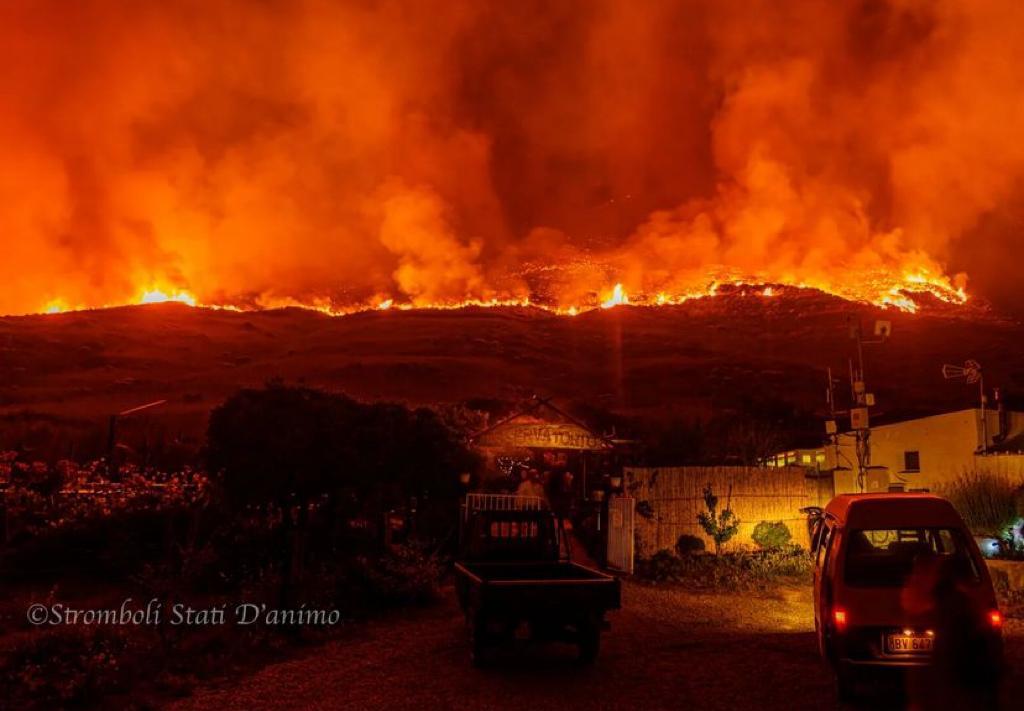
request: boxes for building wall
[831,408,1024,494]
[972,454,1024,486]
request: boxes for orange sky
[2,0,1023,315]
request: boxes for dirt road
[171,582,1022,710]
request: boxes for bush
[344,545,441,609]
[675,534,706,556]
[0,626,144,708]
[635,547,812,590]
[0,504,201,584]
[751,521,792,550]
[944,470,1021,543]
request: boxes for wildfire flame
[30,269,969,318]
[138,289,197,307]
[601,284,629,309]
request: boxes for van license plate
[886,634,933,653]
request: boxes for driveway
[171,582,1022,710]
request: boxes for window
[903,450,921,472]
[844,528,979,587]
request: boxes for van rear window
[843,528,979,587]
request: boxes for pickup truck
[454,498,621,666]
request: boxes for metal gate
[606,495,635,574]
[462,493,546,521]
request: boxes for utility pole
[824,367,842,471]
[847,317,891,491]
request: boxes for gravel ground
[170,581,1022,710]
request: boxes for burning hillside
[3,1,1024,317]
[2,287,1021,462]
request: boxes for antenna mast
[847,317,891,491]
[942,360,988,451]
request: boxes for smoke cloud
[1,0,1022,315]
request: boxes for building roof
[865,407,981,430]
[986,430,1024,454]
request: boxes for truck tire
[577,623,601,664]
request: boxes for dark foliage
[675,534,706,555]
[206,384,476,605]
[206,383,477,524]
[0,626,143,708]
[636,396,819,466]
[636,547,812,590]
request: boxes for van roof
[824,493,965,529]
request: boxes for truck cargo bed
[456,561,614,583]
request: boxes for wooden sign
[476,422,610,451]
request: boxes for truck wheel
[470,616,491,668]
[577,623,601,664]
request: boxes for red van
[810,493,1003,699]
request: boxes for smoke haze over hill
[2,0,1024,314]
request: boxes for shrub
[675,534,706,556]
[944,470,1021,544]
[636,547,812,590]
[638,549,685,582]
[0,626,144,708]
[345,544,441,608]
[751,521,792,550]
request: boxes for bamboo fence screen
[623,466,834,556]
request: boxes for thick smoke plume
[2,0,1023,315]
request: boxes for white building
[829,407,1024,494]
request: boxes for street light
[106,399,167,473]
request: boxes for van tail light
[833,608,848,632]
[988,610,1003,629]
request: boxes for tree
[207,384,359,605]
[696,483,740,555]
[206,383,478,604]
